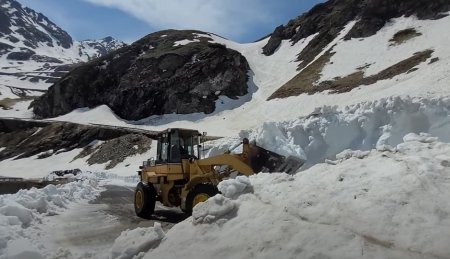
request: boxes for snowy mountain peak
[0,0,125,96]
[0,0,124,63]
[0,0,73,50]
[78,36,125,60]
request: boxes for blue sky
[19,0,324,43]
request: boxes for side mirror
[146,158,156,167]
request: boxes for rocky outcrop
[262,0,450,69]
[83,134,151,169]
[6,48,35,60]
[0,118,154,162]
[31,30,250,120]
[0,42,12,55]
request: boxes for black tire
[134,182,157,219]
[184,184,219,215]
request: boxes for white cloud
[82,0,273,40]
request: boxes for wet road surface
[46,185,187,257]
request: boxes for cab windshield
[169,130,199,162]
[156,130,200,163]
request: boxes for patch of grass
[269,49,434,99]
[321,49,433,93]
[268,50,335,99]
[139,31,213,60]
[389,28,422,45]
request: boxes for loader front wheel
[185,184,219,215]
[134,182,156,219]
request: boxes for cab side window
[169,131,181,162]
[157,135,169,163]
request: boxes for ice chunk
[109,223,165,259]
[403,133,438,143]
[336,149,371,160]
[3,238,44,259]
[192,195,238,225]
[218,176,252,199]
[0,205,33,226]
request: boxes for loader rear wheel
[185,184,219,215]
[134,182,156,219]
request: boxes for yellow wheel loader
[134,128,304,218]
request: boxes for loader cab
[156,128,203,164]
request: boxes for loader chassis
[134,128,304,218]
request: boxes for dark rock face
[6,48,35,60]
[31,30,250,120]
[262,0,450,69]
[84,134,151,169]
[0,118,152,161]
[31,55,63,63]
[0,42,12,55]
[0,122,110,160]
[0,1,12,35]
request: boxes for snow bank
[192,195,238,225]
[189,176,254,225]
[1,238,44,259]
[209,96,450,170]
[0,173,102,258]
[144,137,450,259]
[109,223,165,259]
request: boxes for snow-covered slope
[50,14,450,138]
[143,136,450,259]
[0,173,103,258]
[0,0,125,99]
[2,96,450,258]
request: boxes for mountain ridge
[262,0,450,69]
[1,0,450,137]
[0,0,125,101]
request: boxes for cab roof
[157,128,201,136]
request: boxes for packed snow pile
[192,195,238,225]
[208,96,450,169]
[217,175,253,199]
[190,176,253,225]
[0,174,102,258]
[109,223,165,259]
[144,136,450,259]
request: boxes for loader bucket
[247,142,304,174]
